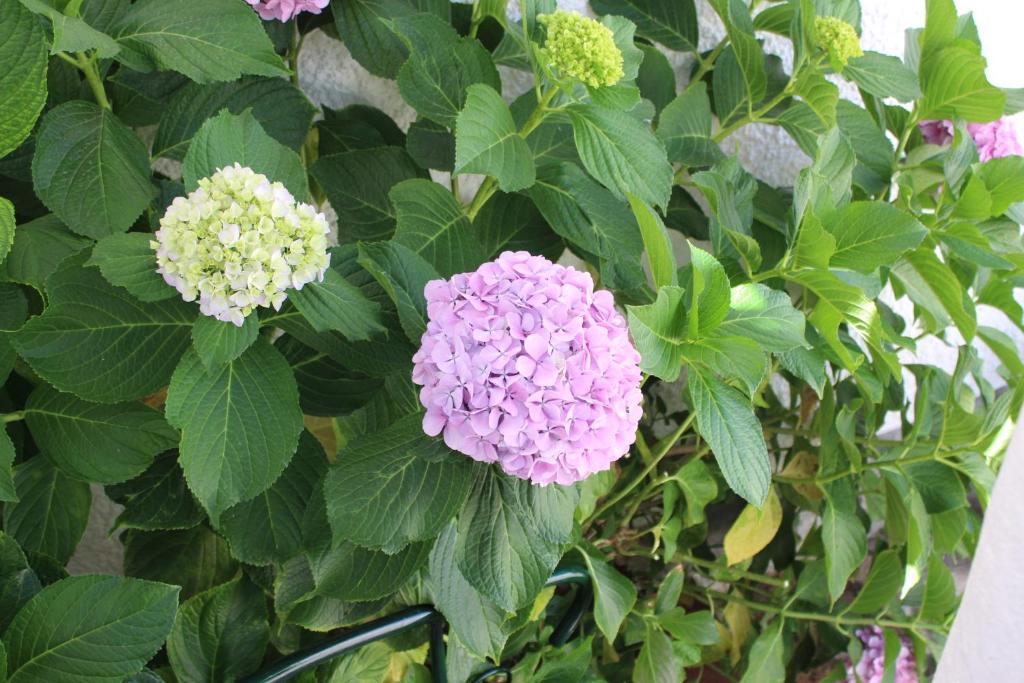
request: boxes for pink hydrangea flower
[919,117,1023,161]
[412,251,643,486]
[246,0,329,22]
[841,626,918,683]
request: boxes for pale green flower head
[539,11,624,89]
[152,163,330,327]
[814,16,863,69]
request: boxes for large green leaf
[288,268,386,340]
[164,340,303,524]
[627,194,677,290]
[182,109,309,201]
[634,622,682,683]
[472,191,562,262]
[24,384,177,484]
[16,0,120,57]
[454,84,535,192]
[219,432,327,566]
[106,454,205,532]
[718,284,806,352]
[390,179,484,277]
[920,46,1005,121]
[627,286,688,381]
[31,102,156,239]
[311,147,424,244]
[190,314,258,370]
[2,457,90,564]
[152,77,315,160]
[843,51,921,102]
[656,84,722,167]
[566,104,672,210]
[309,539,432,602]
[590,0,699,52]
[891,248,976,341]
[333,0,450,79]
[317,104,406,155]
[123,527,237,599]
[822,483,867,605]
[11,262,194,403]
[0,532,41,633]
[88,233,176,303]
[0,198,12,267]
[390,14,501,127]
[578,545,637,641]
[325,413,474,553]
[455,469,564,611]
[3,575,178,683]
[0,215,90,293]
[825,202,927,272]
[356,241,439,342]
[688,366,771,506]
[843,548,903,615]
[0,427,14,503]
[738,619,785,683]
[167,577,269,683]
[709,0,767,107]
[0,0,47,159]
[113,0,288,83]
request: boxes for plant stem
[77,53,111,110]
[773,450,953,486]
[712,86,793,143]
[681,553,791,589]
[2,411,25,424]
[688,40,727,89]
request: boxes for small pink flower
[918,119,954,146]
[246,0,329,22]
[919,117,1023,161]
[412,252,643,486]
[841,626,918,683]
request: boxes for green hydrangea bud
[539,11,624,89]
[814,16,863,69]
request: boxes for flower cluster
[841,627,918,683]
[152,164,330,327]
[919,117,1024,161]
[539,11,624,89]
[246,0,328,22]
[412,251,643,486]
[814,16,863,68]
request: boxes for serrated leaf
[165,340,303,524]
[627,194,676,290]
[309,539,431,602]
[454,84,535,192]
[0,198,12,268]
[918,555,957,623]
[356,241,439,342]
[3,457,90,565]
[905,461,967,514]
[0,0,47,160]
[825,202,927,272]
[688,366,771,506]
[31,102,156,239]
[333,0,450,79]
[843,548,902,615]
[566,103,672,210]
[107,454,205,532]
[709,0,766,106]
[591,0,698,52]
[167,576,269,683]
[0,427,14,503]
[472,191,562,262]
[191,314,258,370]
[977,155,1024,216]
[0,531,42,634]
[182,109,309,201]
[11,262,194,403]
[920,46,1005,121]
[318,104,406,155]
[718,284,806,352]
[682,335,767,397]
[390,178,485,277]
[656,83,722,167]
[4,575,178,683]
[123,527,237,599]
[88,233,176,303]
[113,0,288,84]
[843,51,921,102]
[24,384,177,484]
[17,0,120,58]
[724,487,782,565]
[822,487,867,605]
[627,285,688,381]
[0,215,91,292]
[288,268,386,340]
[406,118,455,171]
[634,622,681,683]
[891,248,976,341]
[578,545,637,641]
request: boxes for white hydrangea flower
[152,164,330,327]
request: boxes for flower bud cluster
[539,11,625,89]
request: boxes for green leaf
[456,469,564,611]
[590,0,698,52]
[836,101,894,196]
[318,104,406,156]
[311,147,424,244]
[3,575,178,683]
[687,365,771,506]
[357,241,440,343]
[123,527,237,599]
[0,531,41,634]
[309,539,431,602]
[793,128,854,226]
[920,46,1005,121]
[0,215,91,293]
[637,44,677,113]
[659,609,719,645]
[152,77,315,160]
[325,413,474,553]
[977,155,1024,216]
[219,432,326,565]
[723,488,782,565]
[88,233,176,303]
[709,0,766,106]
[0,0,47,159]
[718,284,806,352]
[17,0,120,58]
[3,457,90,564]
[822,486,867,605]
[682,335,767,397]
[289,268,386,340]
[905,461,967,514]
[406,118,455,171]
[107,454,205,532]
[333,0,450,79]
[843,51,921,102]
[182,109,309,201]
[738,619,785,683]
[191,314,258,370]
[113,0,288,83]
[824,201,927,272]
[843,548,902,615]
[12,261,194,403]
[24,384,177,484]
[792,69,839,129]
[674,458,718,527]
[164,340,303,525]
[473,191,562,262]
[428,523,511,661]
[566,103,673,210]
[390,13,501,127]
[454,84,535,192]
[321,642,394,683]
[0,428,14,503]
[0,198,12,267]
[919,555,957,623]
[627,194,676,290]
[656,83,722,167]
[31,101,156,239]
[627,286,687,381]
[633,622,681,683]
[390,178,485,277]
[578,545,637,641]
[167,577,269,683]
[891,248,976,341]
[683,243,730,338]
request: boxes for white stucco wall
[69,4,1024,677]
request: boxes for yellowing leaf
[780,451,823,501]
[723,487,782,565]
[723,599,751,666]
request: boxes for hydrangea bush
[0,0,1021,681]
